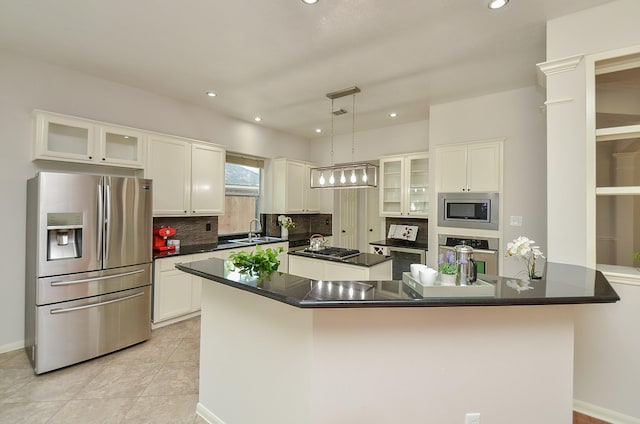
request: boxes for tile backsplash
[264,213,332,238]
[153,216,218,246]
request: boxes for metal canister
[454,244,477,285]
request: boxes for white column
[538,55,593,267]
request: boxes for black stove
[302,247,361,259]
[443,237,490,249]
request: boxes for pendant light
[310,86,378,189]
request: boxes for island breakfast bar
[176,258,619,424]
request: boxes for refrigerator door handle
[50,268,145,286]
[49,291,145,314]
[105,179,111,262]
[97,181,104,267]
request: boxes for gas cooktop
[302,247,361,259]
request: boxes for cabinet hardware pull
[50,291,145,314]
[50,268,145,286]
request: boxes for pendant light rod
[326,86,360,100]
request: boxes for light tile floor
[0,316,207,424]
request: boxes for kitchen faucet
[248,218,261,243]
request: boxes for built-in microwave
[437,192,499,230]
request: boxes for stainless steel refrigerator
[25,172,153,374]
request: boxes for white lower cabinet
[154,243,290,325]
[153,252,215,325]
[288,255,392,280]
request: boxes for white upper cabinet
[147,135,192,215]
[98,124,145,167]
[147,134,225,216]
[272,158,319,213]
[379,152,429,217]
[33,110,145,168]
[191,143,225,215]
[437,141,502,193]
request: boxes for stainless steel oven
[438,192,499,230]
[437,234,499,276]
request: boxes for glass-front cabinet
[594,53,640,267]
[407,154,429,216]
[33,110,145,168]
[379,152,428,217]
[98,124,145,167]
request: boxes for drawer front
[34,286,151,374]
[37,263,151,305]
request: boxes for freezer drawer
[36,263,151,305]
[32,286,151,374]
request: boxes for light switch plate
[465,412,480,424]
[509,215,523,226]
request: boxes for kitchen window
[594,53,640,268]
[218,153,264,235]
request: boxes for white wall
[544,0,640,420]
[428,86,548,277]
[309,120,429,166]
[0,49,310,351]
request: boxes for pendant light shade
[310,86,378,189]
[310,163,377,189]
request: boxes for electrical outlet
[465,412,480,424]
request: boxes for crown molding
[537,54,584,76]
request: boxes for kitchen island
[176,259,618,424]
[288,249,393,281]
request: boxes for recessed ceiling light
[389,112,398,118]
[206,91,217,97]
[315,128,322,133]
[254,116,262,122]
[488,0,509,9]
[301,0,318,4]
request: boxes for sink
[228,236,283,245]
[218,240,251,246]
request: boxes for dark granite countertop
[288,251,392,267]
[287,232,332,243]
[369,239,429,250]
[153,239,287,259]
[175,259,620,308]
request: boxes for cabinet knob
[102,158,106,161]
[341,230,346,233]
[88,156,92,159]
[184,210,187,213]
[369,228,373,232]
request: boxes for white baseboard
[574,400,640,424]
[196,402,226,424]
[0,340,24,355]
[151,311,201,330]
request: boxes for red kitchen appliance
[153,227,177,251]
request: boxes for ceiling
[0,0,616,139]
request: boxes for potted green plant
[633,251,640,270]
[228,245,284,279]
[438,251,458,285]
